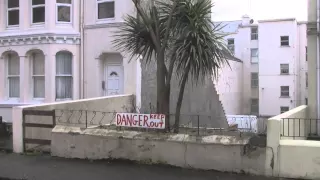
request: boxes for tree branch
[151,0,160,42]
[162,0,178,51]
[132,0,161,51]
[166,57,175,87]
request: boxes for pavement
[0,152,288,180]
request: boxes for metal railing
[55,109,117,128]
[281,118,320,138]
[54,109,266,136]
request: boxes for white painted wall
[214,59,243,115]
[259,20,298,116]
[221,17,307,116]
[82,0,139,99]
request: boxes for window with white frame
[251,72,259,88]
[280,86,290,97]
[227,38,235,54]
[56,0,72,23]
[251,27,258,40]
[280,106,289,114]
[280,64,289,75]
[32,0,45,24]
[56,52,73,100]
[280,36,289,46]
[7,0,19,26]
[32,53,45,98]
[251,98,259,115]
[97,0,115,20]
[251,48,259,63]
[7,53,20,98]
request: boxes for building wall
[236,26,258,114]
[222,17,307,117]
[298,23,308,106]
[258,20,299,116]
[214,59,243,115]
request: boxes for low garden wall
[51,125,266,175]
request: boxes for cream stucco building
[0,0,141,122]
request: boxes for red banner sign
[116,113,165,129]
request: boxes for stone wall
[140,62,228,128]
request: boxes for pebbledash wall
[140,59,231,129]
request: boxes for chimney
[241,14,250,26]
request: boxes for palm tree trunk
[164,84,170,131]
[174,64,191,133]
[156,52,167,113]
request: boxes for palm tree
[113,0,178,130]
[113,0,231,132]
[169,0,231,132]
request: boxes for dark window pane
[33,7,45,23]
[281,36,289,41]
[281,41,289,46]
[251,27,258,33]
[227,39,234,45]
[57,0,72,3]
[57,6,70,22]
[98,2,115,19]
[8,0,19,8]
[8,10,19,25]
[32,0,45,5]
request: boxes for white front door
[106,65,124,96]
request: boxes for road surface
[0,152,286,180]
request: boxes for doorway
[104,63,124,96]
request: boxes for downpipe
[316,0,320,134]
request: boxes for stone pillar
[265,117,281,177]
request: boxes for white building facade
[0,0,141,122]
[219,16,308,117]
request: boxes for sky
[211,0,307,22]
